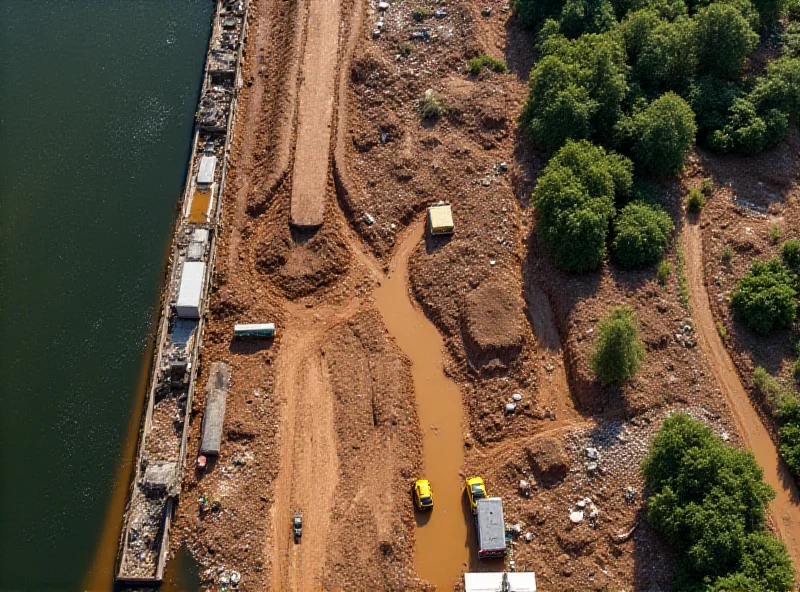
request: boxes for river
[0,1,212,589]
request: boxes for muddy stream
[374,221,470,590]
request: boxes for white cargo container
[176,261,206,319]
[197,155,217,185]
[475,497,506,559]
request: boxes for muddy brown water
[374,221,470,591]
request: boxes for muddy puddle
[187,189,213,224]
[374,221,470,590]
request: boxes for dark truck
[475,497,507,559]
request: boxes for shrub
[754,365,794,411]
[770,224,782,243]
[512,0,563,30]
[701,176,714,195]
[686,188,706,211]
[642,414,793,592]
[412,7,434,20]
[781,239,800,271]
[397,42,413,57]
[687,76,744,145]
[612,201,674,268]
[722,243,734,263]
[731,258,797,333]
[419,89,446,121]
[695,3,759,80]
[658,259,672,283]
[591,306,646,385]
[778,395,800,478]
[710,98,789,154]
[466,54,508,75]
[793,359,800,381]
[717,321,728,340]
[616,92,697,177]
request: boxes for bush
[754,365,794,411]
[686,188,706,211]
[687,76,744,145]
[642,414,793,592]
[534,140,633,271]
[591,306,646,385]
[778,394,800,478]
[466,54,508,75]
[512,0,563,29]
[710,98,789,154]
[731,258,797,333]
[701,176,714,195]
[419,89,446,121]
[770,224,783,243]
[397,42,413,57]
[612,201,674,268]
[658,259,672,283]
[793,359,800,381]
[695,3,759,80]
[616,92,697,177]
[781,239,800,271]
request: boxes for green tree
[687,76,743,145]
[560,0,617,38]
[512,0,563,29]
[616,92,697,177]
[623,14,698,91]
[750,57,800,118]
[731,257,797,333]
[642,414,793,592]
[590,306,646,384]
[695,3,759,80]
[533,140,633,272]
[612,201,674,268]
[710,98,789,154]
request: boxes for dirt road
[290,0,342,227]
[683,216,800,575]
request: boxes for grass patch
[466,54,508,75]
[716,321,727,341]
[677,246,691,313]
[657,259,672,284]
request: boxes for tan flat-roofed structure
[427,203,454,235]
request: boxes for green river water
[0,1,212,589]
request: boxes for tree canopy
[730,257,797,333]
[590,306,646,384]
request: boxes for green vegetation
[701,176,714,195]
[642,414,795,592]
[722,243,734,263]
[677,246,691,312]
[533,140,632,271]
[397,42,413,57]
[753,366,800,479]
[686,188,707,211]
[793,358,800,381]
[466,54,508,75]
[731,258,797,333]
[658,258,673,283]
[419,89,446,121]
[716,320,727,340]
[771,224,783,243]
[412,6,434,20]
[782,238,800,271]
[590,306,646,385]
[612,201,674,268]
[616,92,697,177]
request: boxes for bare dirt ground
[166,0,800,586]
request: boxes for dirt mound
[257,229,350,299]
[462,280,524,370]
[524,436,570,487]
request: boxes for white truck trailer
[475,497,507,559]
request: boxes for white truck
[475,497,507,559]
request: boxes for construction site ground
[168,0,800,589]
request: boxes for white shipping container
[197,155,217,185]
[176,261,206,319]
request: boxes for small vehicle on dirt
[465,476,487,513]
[413,479,434,511]
[293,512,303,543]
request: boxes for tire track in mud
[684,217,800,576]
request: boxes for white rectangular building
[197,155,217,186]
[176,261,206,319]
